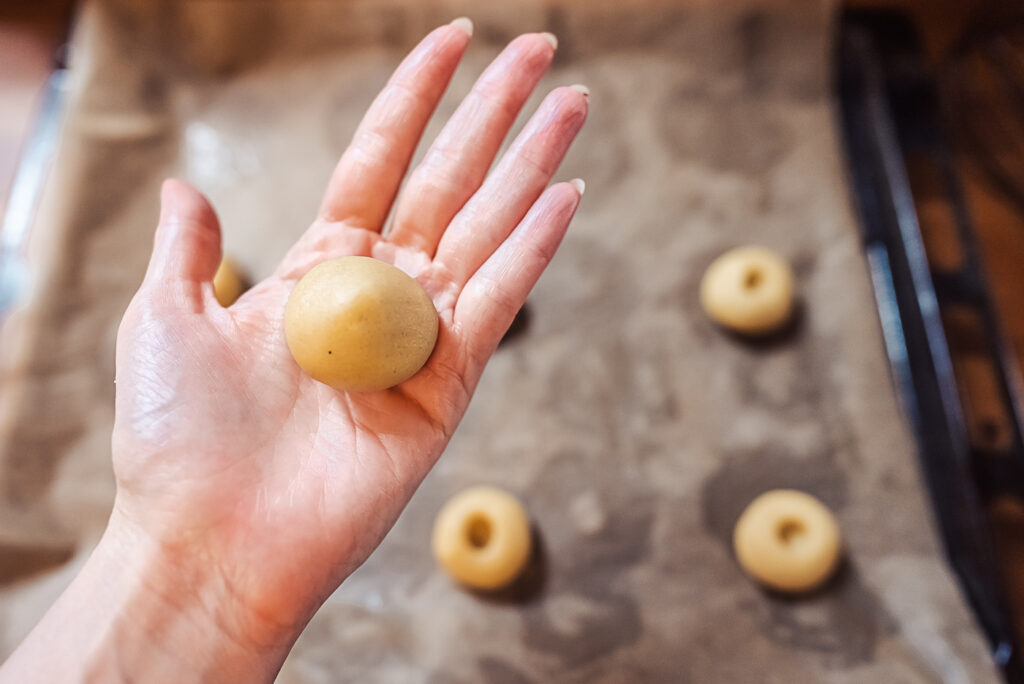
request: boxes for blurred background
[2,0,1024,681]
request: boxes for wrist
[88,505,299,681]
[1,505,301,683]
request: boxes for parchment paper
[0,0,1001,681]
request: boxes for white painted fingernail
[451,17,473,36]
[570,84,590,97]
[570,178,586,196]
[540,32,558,49]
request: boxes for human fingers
[386,32,557,255]
[454,180,583,377]
[316,19,473,230]
[433,85,587,288]
[142,179,222,304]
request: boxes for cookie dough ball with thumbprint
[700,246,796,335]
[732,489,842,593]
[432,486,532,591]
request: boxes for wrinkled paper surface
[0,1,999,681]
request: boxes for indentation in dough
[466,514,492,549]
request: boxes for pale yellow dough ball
[284,256,438,392]
[733,489,842,593]
[700,246,795,335]
[213,258,246,307]
[432,486,532,591]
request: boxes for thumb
[144,178,222,288]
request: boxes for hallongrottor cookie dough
[213,257,246,307]
[733,489,842,593]
[432,486,532,591]
[284,256,438,392]
[700,246,795,335]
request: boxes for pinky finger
[454,179,584,377]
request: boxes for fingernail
[570,178,586,196]
[570,84,590,97]
[540,32,558,49]
[451,17,473,37]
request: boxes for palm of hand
[114,227,471,627]
[108,22,586,637]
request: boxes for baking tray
[0,1,1000,681]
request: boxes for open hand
[110,18,586,658]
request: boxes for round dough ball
[284,256,438,392]
[733,489,842,593]
[700,246,795,335]
[432,486,532,591]
[213,258,246,307]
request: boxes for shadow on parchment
[470,524,548,605]
[498,304,532,347]
[717,298,806,351]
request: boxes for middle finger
[434,85,588,289]
[386,33,557,255]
